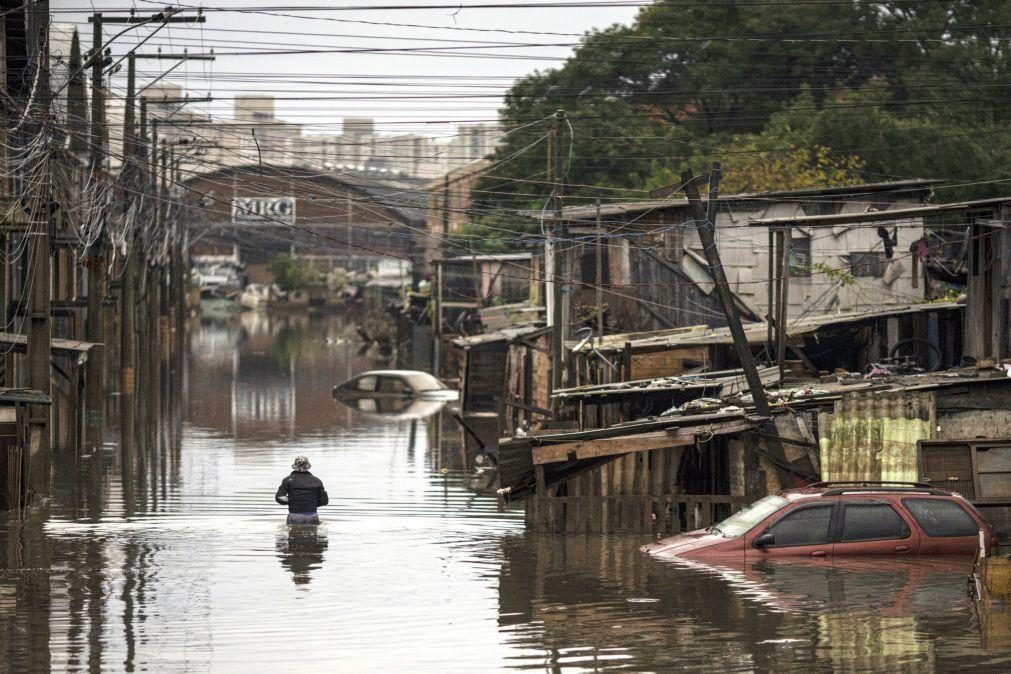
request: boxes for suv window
[840,503,910,542]
[902,498,979,537]
[766,505,833,547]
[356,375,378,392]
[378,377,409,394]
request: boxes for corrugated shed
[818,391,934,483]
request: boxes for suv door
[747,502,836,558]
[832,500,920,555]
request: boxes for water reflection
[276,526,329,586]
[0,310,1009,670]
[496,534,1004,672]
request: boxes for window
[975,446,1011,500]
[849,251,888,278]
[765,505,833,546]
[800,201,839,217]
[355,375,378,392]
[903,499,979,537]
[713,494,789,538]
[918,440,1011,503]
[840,503,910,542]
[378,377,409,394]
[789,236,812,276]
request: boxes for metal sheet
[818,391,933,483]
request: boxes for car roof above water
[779,484,961,500]
[348,370,447,391]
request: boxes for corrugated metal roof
[0,332,99,354]
[451,324,548,348]
[434,253,533,264]
[0,389,51,405]
[591,302,963,354]
[524,180,940,222]
[819,390,933,483]
[748,196,1011,228]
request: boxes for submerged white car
[333,370,459,402]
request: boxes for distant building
[424,159,491,265]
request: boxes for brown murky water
[2,311,1010,672]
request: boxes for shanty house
[537,180,939,334]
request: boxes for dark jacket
[275,471,329,513]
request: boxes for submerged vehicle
[333,370,459,402]
[239,283,271,310]
[642,481,996,560]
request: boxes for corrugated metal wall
[818,391,934,483]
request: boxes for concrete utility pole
[681,164,771,417]
[548,109,566,398]
[84,13,108,449]
[27,0,53,499]
[120,52,138,454]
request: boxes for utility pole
[432,262,443,376]
[27,0,52,500]
[681,164,770,418]
[433,174,450,377]
[548,109,566,398]
[120,52,138,455]
[84,13,108,450]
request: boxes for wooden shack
[532,180,938,334]
[0,389,51,510]
[751,196,1011,365]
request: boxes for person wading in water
[275,456,329,525]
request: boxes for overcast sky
[53,1,643,139]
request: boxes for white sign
[231,196,296,225]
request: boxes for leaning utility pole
[27,0,53,500]
[548,109,566,398]
[680,164,771,418]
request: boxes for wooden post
[596,199,604,340]
[680,164,771,417]
[766,228,774,355]
[777,228,792,378]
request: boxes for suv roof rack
[806,480,934,489]
[820,487,951,496]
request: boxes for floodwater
[2,310,1010,672]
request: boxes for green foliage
[267,255,320,291]
[810,263,857,288]
[469,0,1011,250]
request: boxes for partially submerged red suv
[642,482,996,560]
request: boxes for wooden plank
[532,420,756,465]
[533,430,692,465]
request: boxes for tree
[268,255,319,291]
